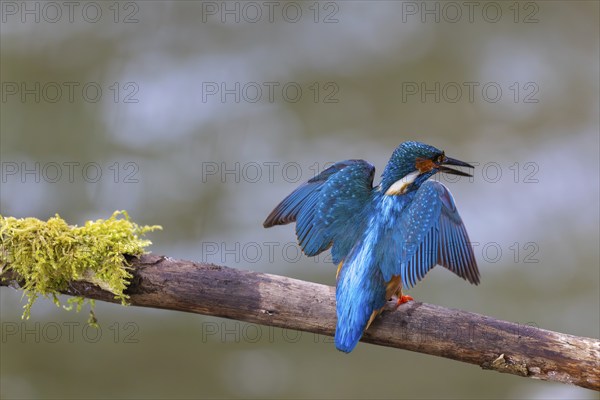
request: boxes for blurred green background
[1,1,598,399]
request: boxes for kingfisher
[263,141,480,352]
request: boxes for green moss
[0,211,161,321]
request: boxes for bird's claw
[384,294,414,311]
[396,295,414,308]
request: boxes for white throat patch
[385,170,420,195]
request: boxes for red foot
[397,295,414,306]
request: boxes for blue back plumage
[264,141,480,352]
[335,242,387,352]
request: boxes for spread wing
[379,180,480,288]
[263,160,375,262]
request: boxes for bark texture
[1,254,598,391]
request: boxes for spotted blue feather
[264,159,374,262]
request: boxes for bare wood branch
[1,254,598,391]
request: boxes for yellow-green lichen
[0,210,161,321]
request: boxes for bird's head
[380,141,474,195]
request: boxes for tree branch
[1,254,598,391]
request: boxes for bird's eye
[436,154,444,164]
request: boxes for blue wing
[379,180,480,288]
[264,160,374,262]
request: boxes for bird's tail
[334,257,387,353]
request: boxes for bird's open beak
[438,157,474,177]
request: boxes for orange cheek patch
[415,158,436,173]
